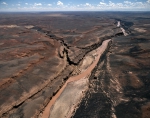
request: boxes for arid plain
[0,12,150,118]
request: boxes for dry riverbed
[41,39,111,118]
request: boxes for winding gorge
[0,12,150,118]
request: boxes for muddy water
[41,39,111,118]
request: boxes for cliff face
[0,12,150,118]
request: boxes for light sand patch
[0,25,34,29]
[78,48,98,73]
[49,77,88,118]
[0,25,19,28]
[46,14,68,17]
[134,28,146,33]
[12,35,19,38]
[117,21,120,27]
[24,25,34,29]
[80,56,94,72]
[120,28,128,36]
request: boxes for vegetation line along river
[41,39,111,118]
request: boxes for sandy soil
[134,28,146,33]
[0,25,19,28]
[41,39,111,118]
[80,55,94,72]
[0,25,34,29]
[49,77,88,118]
[46,14,68,17]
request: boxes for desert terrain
[0,12,150,118]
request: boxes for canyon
[0,12,150,118]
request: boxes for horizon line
[0,10,150,13]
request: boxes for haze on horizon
[0,0,150,11]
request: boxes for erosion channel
[42,39,111,118]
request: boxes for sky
[0,0,150,11]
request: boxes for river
[41,39,111,118]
